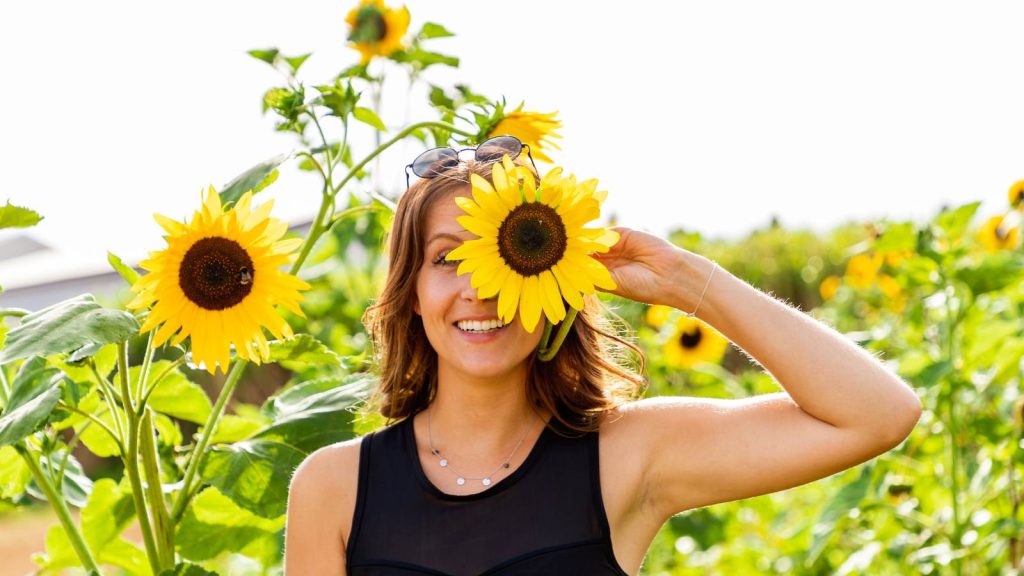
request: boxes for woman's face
[413,188,544,381]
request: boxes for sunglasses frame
[404,135,538,189]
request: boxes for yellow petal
[539,270,566,323]
[457,215,499,238]
[519,275,543,333]
[550,264,584,311]
[477,264,511,300]
[498,273,523,323]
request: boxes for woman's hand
[592,226,714,312]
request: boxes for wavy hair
[362,158,647,435]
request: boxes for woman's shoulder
[291,436,364,503]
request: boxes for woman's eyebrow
[425,231,470,246]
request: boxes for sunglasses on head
[404,135,538,189]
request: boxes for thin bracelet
[686,262,718,317]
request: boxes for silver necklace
[426,407,537,487]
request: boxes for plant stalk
[170,359,247,523]
[139,409,174,569]
[944,282,963,576]
[17,442,103,575]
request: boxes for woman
[284,140,922,575]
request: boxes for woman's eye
[432,250,460,267]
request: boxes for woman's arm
[596,227,922,516]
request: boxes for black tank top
[345,413,629,575]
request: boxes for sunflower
[345,0,410,65]
[818,275,841,302]
[488,103,563,164]
[844,252,884,289]
[446,155,619,334]
[645,304,673,328]
[1009,179,1024,210]
[977,213,1021,252]
[662,316,728,370]
[128,187,311,374]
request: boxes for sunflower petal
[519,275,543,333]
[539,270,566,323]
[551,264,584,311]
[498,272,523,323]
[478,264,511,300]
[457,215,499,238]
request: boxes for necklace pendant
[482,478,492,486]
[456,477,465,485]
[439,458,448,467]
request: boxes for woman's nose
[459,276,493,302]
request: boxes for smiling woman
[282,146,922,576]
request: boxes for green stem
[57,401,124,456]
[307,111,335,182]
[17,442,103,575]
[118,342,162,576]
[135,331,155,407]
[170,360,247,523]
[0,367,10,413]
[139,409,174,569]
[538,309,578,362]
[90,360,126,443]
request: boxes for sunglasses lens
[412,148,459,177]
[475,135,522,163]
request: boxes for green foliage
[0,359,64,446]
[218,154,288,206]
[0,200,43,229]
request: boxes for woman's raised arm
[595,227,922,517]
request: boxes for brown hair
[361,158,647,435]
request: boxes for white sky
[2,1,1024,289]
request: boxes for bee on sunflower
[128,187,311,374]
[445,154,619,359]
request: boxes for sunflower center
[179,237,255,310]
[349,6,388,43]
[498,202,567,277]
[679,327,702,349]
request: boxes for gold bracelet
[686,262,718,318]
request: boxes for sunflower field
[1,2,1023,575]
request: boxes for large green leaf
[255,374,373,453]
[267,334,343,369]
[0,200,42,229]
[0,294,139,365]
[81,477,135,552]
[219,153,289,205]
[175,486,283,563]
[26,450,93,507]
[41,523,149,576]
[199,438,306,518]
[805,462,874,565]
[955,250,1024,295]
[133,361,212,424]
[77,405,121,458]
[933,201,981,241]
[0,358,64,446]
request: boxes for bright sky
[2,1,1023,289]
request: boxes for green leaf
[0,294,139,365]
[934,201,981,241]
[26,450,92,507]
[77,406,121,457]
[208,413,267,444]
[0,358,64,446]
[871,222,916,253]
[429,85,455,110]
[392,47,459,70]
[913,360,953,388]
[284,53,312,74]
[254,375,372,453]
[806,462,874,565]
[955,250,1024,295]
[200,438,306,518]
[81,478,135,553]
[353,106,386,131]
[247,48,279,65]
[0,200,43,229]
[418,22,455,39]
[55,344,116,390]
[41,524,149,575]
[267,334,342,368]
[0,445,30,500]
[175,486,284,563]
[160,563,220,576]
[220,154,290,206]
[133,361,212,424]
[316,81,360,118]
[107,251,140,287]
[154,413,183,447]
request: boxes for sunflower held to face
[128,187,311,374]
[446,155,619,352]
[345,0,410,65]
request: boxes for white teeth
[456,319,506,332]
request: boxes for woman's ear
[413,292,421,315]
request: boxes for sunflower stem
[537,320,553,352]
[135,331,155,409]
[538,309,578,362]
[139,408,175,569]
[170,359,248,523]
[118,341,163,576]
[56,401,125,457]
[307,110,335,183]
[16,441,104,575]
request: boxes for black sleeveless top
[345,414,629,575]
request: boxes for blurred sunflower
[977,213,1021,252]
[487,103,563,164]
[128,187,311,374]
[883,249,914,268]
[819,275,841,302]
[345,0,410,65]
[447,155,619,333]
[1008,179,1024,210]
[844,252,884,289]
[663,316,729,370]
[646,304,673,328]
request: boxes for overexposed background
[2,0,1023,290]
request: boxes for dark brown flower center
[498,202,567,276]
[679,327,702,349]
[349,6,388,43]
[179,237,255,310]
